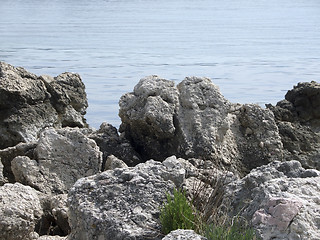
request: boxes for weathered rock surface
[36,194,70,236]
[67,156,186,240]
[104,155,128,170]
[0,141,37,183]
[267,81,320,171]
[119,75,283,174]
[11,127,102,194]
[37,236,67,240]
[0,183,43,240]
[162,229,207,240]
[88,122,141,168]
[0,61,88,149]
[223,160,320,240]
[0,158,4,185]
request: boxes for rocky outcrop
[11,127,102,194]
[67,156,186,240]
[267,81,320,170]
[119,75,283,174]
[88,122,141,168]
[0,61,88,149]
[162,229,207,240]
[223,160,320,240]
[0,183,43,240]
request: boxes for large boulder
[0,183,43,240]
[67,156,186,240]
[11,127,102,194]
[119,76,283,174]
[0,61,88,149]
[267,81,320,170]
[223,160,320,240]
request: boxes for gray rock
[0,183,43,240]
[0,158,4,185]
[37,236,67,240]
[0,142,37,183]
[0,62,88,149]
[119,75,179,161]
[162,229,207,240]
[67,156,186,240]
[88,122,141,168]
[119,76,283,174]
[223,160,320,240]
[267,81,320,170]
[104,155,128,170]
[11,127,102,194]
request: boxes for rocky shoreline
[0,61,319,240]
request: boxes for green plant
[159,188,197,234]
[204,216,256,240]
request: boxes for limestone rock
[267,81,320,170]
[119,76,283,174]
[88,122,141,168]
[223,160,320,240]
[67,156,186,240]
[0,158,4,185]
[104,155,128,170]
[36,194,70,236]
[119,75,179,161]
[37,236,67,240]
[0,183,43,240]
[0,62,88,149]
[0,142,37,183]
[162,229,207,240]
[11,127,102,194]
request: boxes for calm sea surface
[1,0,320,128]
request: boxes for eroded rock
[88,122,141,168]
[267,81,320,170]
[0,183,43,240]
[119,76,283,174]
[162,229,207,240]
[0,62,88,149]
[223,160,320,240]
[67,156,186,240]
[11,127,102,194]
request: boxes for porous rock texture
[0,61,88,149]
[88,122,141,168]
[223,160,320,240]
[267,81,320,170]
[11,127,102,194]
[162,229,207,240]
[119,75,283,174]
[0,183,43,240]
[67,156,186,240]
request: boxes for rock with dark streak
[0,62,88,149]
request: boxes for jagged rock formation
[67,156,185,240]
[223,160,320,240]
[267,81,320,170]
[119,75,283,174]
[1,62,320,240]
[88,122,141,168]
[10,127,102,194]
[0,61,88,149]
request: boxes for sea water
[1,0,320,128]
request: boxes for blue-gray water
[1,0,320,128]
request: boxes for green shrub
[159,188,196,234]
[204,217,256,240]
